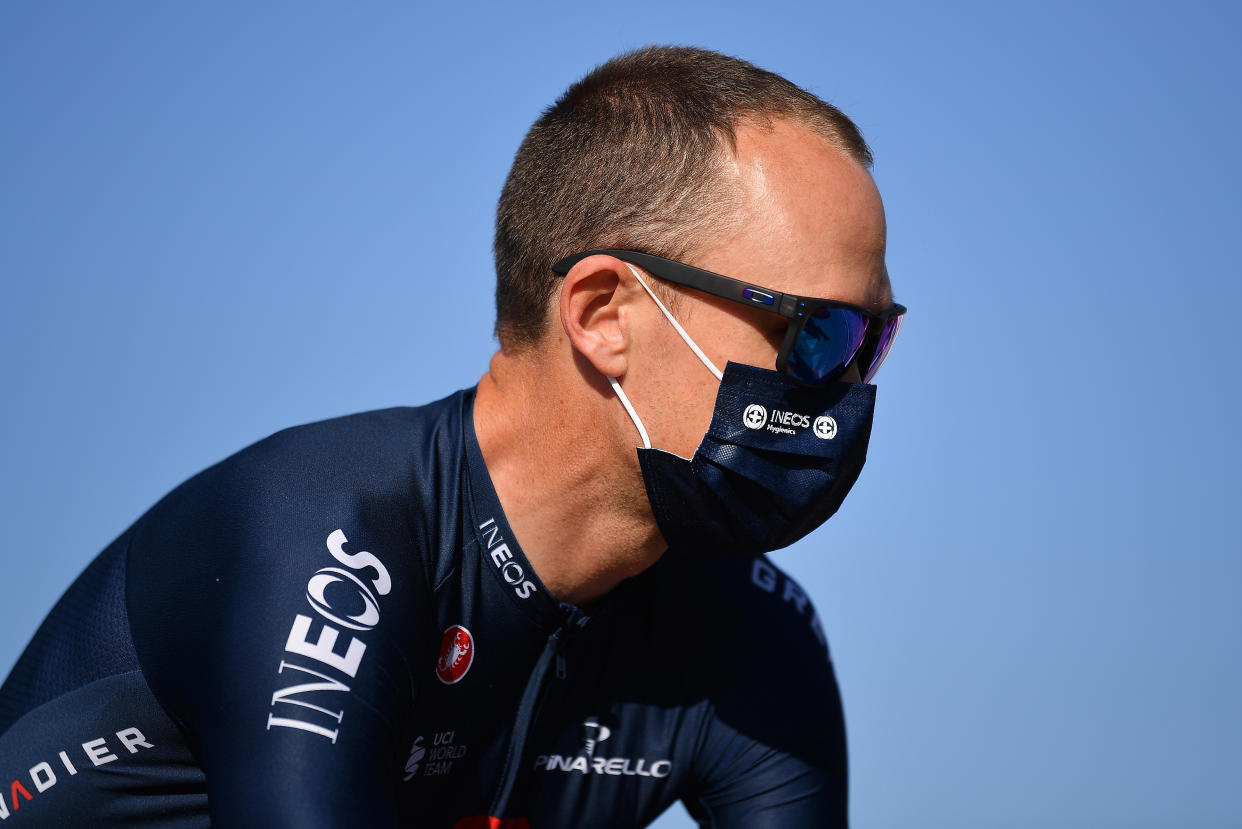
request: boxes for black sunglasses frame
[551,249,906,384]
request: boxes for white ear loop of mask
[608,376,651,449]
[625,264,724,382]
[608,263,725,450]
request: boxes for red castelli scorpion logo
[436,625,474,684]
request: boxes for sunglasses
[552,249,906,385]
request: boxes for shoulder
[123,394,472,683]
[641,552,841,741]
[648,556,847,811]
[657,553,832,665]
[123,397,473,750]
[204,399,464,500]
[132,395,468,554]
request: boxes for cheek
[665,360,720,456]
[760,322,787,363]
[693,298,785,372]
[639,302,781,456]
[630,324,719,456]
[725,319,785,371]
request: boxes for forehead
[698,118,892,312]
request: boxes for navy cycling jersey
[0,390,847,827]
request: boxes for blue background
[2,3,1239,827]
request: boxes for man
[0,46,901,827]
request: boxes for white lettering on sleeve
[82,738,118,766]
[782,579,808,613]
[285,614,367,678]
[29,763,55,792]
[117,728,154,754]
[266,661,352,744]
[751,559,778,593]
[326,529,392,596]
[58,751,77,776]
[266,714,341,744]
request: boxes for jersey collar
[461,390,585,631]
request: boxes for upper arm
[683,669,847,828]
[196,545,409,828]
[682,558,848,828]
[126,451,421,827]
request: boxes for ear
[557,255,635,379]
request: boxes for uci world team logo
[743,404,767,429]
[404,736,425,780]
[436,625,474,685]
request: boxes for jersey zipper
[488,604,586,817]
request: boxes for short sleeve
[681,558,848,828]
[125,427,424,827]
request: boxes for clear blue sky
[2,3,1239,827]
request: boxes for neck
[472,347,666,606]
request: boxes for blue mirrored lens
[862,315,903,383]
[786,307,869,384]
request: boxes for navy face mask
[610,265,876,557]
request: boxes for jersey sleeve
[682,557,848,828]
[125,426,424,827]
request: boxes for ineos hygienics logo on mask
[813,415,838,440]
[743,404,767,430]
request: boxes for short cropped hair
[493,45,873,351]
